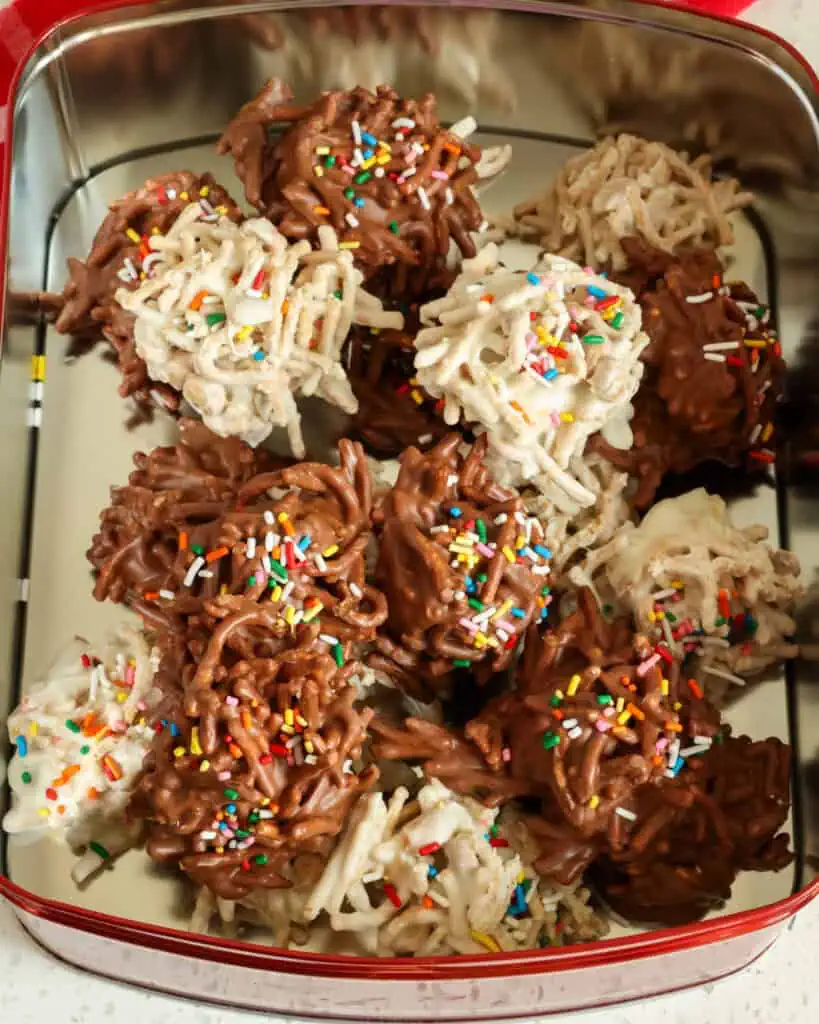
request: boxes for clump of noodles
[116,204,403,456]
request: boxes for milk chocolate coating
[345,327,450,457]
[370,434,548,698]
[132,654,377,899]
[593,734,792,925]
[218,80,483,297]
[55,172,242,411]
[594,238,783,507]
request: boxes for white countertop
[2,0,818,1021]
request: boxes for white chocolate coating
[3,628,159,844]
[117,206,403,457]
[509,134,753,271]
[414,244,648,508]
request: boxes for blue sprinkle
[510,608,526,619]
[169,723,180,737]
[362,147,375,160]
[361,132,377,146]
[252,350,265,361]
[544,368,559,381]
[427,865,438,879]
[465,578,476,594]
[672,756,685,777]
[539,608,550,621]
[534,544,552,559]
[526,272,541,286]
[353,198,365,208]
[15,736,27,758]
[219,821,230,833]
[226,803,237,815]
[298,535,312,551]
[587,285,607,299]
[448,507,462,519]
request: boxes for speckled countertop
[1,0,818,1021]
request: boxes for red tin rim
[0,0,817,980]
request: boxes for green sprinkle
[666,612,677,623]
[611,312,624,329]
[344,187,355,200]
[541,586,551,596]
[597,695,614,706]
[247,576,257,586]
[334,644,345,668]
[714,731,724,744]
[191,544,205,556]
[389,220,399,235]
[89,841,111,860]
[247,811,260,824]
[602,604,613,616]
[65,720,81,734]
[355,171,372,185]
[235,829,250,839]
[715,616,726,627]
[334,289,343,300]
[468,598,484,612]
[476,519,487,543]
[583,334,605,345]
[255,854,269,866]
[549,695,562,708]
[324,155,336,168]
[206,312,227,328]
[224,788,239,800]
[476,573,488,583]
[542,731,560,750]
[21,771,32,784]
[270,562,288,582]
[80,745,90,755]
[452,658,471,668]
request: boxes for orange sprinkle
[626,703,645,721]
[652,755,665,768]
[189,290,208,311]
[82,713,100,736]
[665,721,683,733]
[87,787,100,801]
[422,896,435,910]
[480,294,494,304]
[229,743,243,758]
[62,764,81,782]
[143,591,160,601]
[552,710,564,721]
[241,711,253,730]
[687,679,704,699]
[178,531,189,551]
[281,300,289,316]
[313,205,330,216]
[57,805,66,816]
[443,141,461,156]
[206,546,229,563]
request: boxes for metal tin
[0,1,817,1019]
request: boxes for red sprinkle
[718,590,731,618]
[547,346,568,359]
[81,654,91,668]
[656,645,674,665]
[251,268,266,291]
[750,450,775,464]
[45,788,58,801]
[418,842,441,856]
[384,883,402,908]
[241,859,251,872]
[688,679,704,699]
[489,837,510,848]
[269,743,289,757]
[595,295,618,311]
[259,753,273,765]
[726,355,744,367]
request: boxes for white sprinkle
[281,581,294,603]
[374,167,385,179]
[342,758,354,775]
[678,744,712,758]
[692,736,714,746]
[562,718,579,730]
[494,513,508,525]
[411,766,425,779]
[264,511,275,525]
[454,590,466,601]
[701,664,746,686]
[166,188,177,200]
[430,525,451,534]
[702,341,740,352]
[159,589,175,600]
[392,117,415,130]
[362,870,382,884]
[496,628,510,642]
[419,433,433,444]
[750,423,763,444]
[532,565,551,576]
[352,120,362,145]
[246,537,257,559]
[199,831,218,841]
[350,583,363,599]
[304,754,318,765]
[615,807,637,822]
[567,726,583,740]
[652,588,678,602]
[262,555,272,574]
[704,353,726,363]
[478,219,489,233]
[417,186,431,211]
[184,556,205,587]
[320,633,339,646]
[345,212,360,228]
[257,809,275,819]
[446,474,459,487]
[445,187,454,206]
[686,292,714,304]
[27,406,42,428]
[449,115,477,139]
[198,570,214,579]
[314,553,328,573]
[291,541,306,563]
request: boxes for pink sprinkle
[225,696,239,706]
[526,332,537,344]
[551,412,561,427]
[636,652,661,677]
[341,164,355,175]
[595,719,612,733]
[217,771,232,781]
[431,170,449,180]
[136,700,147,712]
[476,542,495,558]
[655,737,669,753]
[495,619,517,633]
[542,595,553,606]
[125,665,136,687]
[220,829,235,840]
[604,707,616,718]
[459,617,479,634]
[502,747,512,762]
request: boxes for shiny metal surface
[0,0,817,941]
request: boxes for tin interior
[1,0,818,949]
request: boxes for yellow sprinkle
[360,157,377,170]
[560,412,575,423]
[339,241,361,250]
[304,740,314,753]
[616,697,625,712]
[376,153,391,165]
[762,423,774,443]
[270,585,282,603]
[190,727,202,756]
[493,599,514,621]
[474,633,488,648]
[173,746,186,758]
[38,808,50,818]
[411,390,424,405]
[470,930,501,954]
[31,355,47,382]
[323,544,339,558]
[284,606,296,626]
[672,580,685,590]
[617,710,632,726]
[515,535,525,550]
[199,185,210,197]
[199,760,210,772]
[29,721,39,737]
[661,678,670,696]
[567,674,582,697]
[655,611,665,621]
[502,546,516,563]
[302,602,323,623]
[314,165,324,177]
[125,228,141,243]
[588,795,600,810]
[115,692,127,704]
[215,205,228,215]
[744,338,767,348]
[260,797,271,807]
[236,325,253,342]
[220,584,228,596]
[516,871,526,884]
[296,715,308,728]
[449,543,475,556]
[554,689,565,700]
[315,146,331,156]
[280,724,295,735]
[151,226,161,235]
[284,709,295,727]
[673,701,683,711]
[648,611,657,623]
